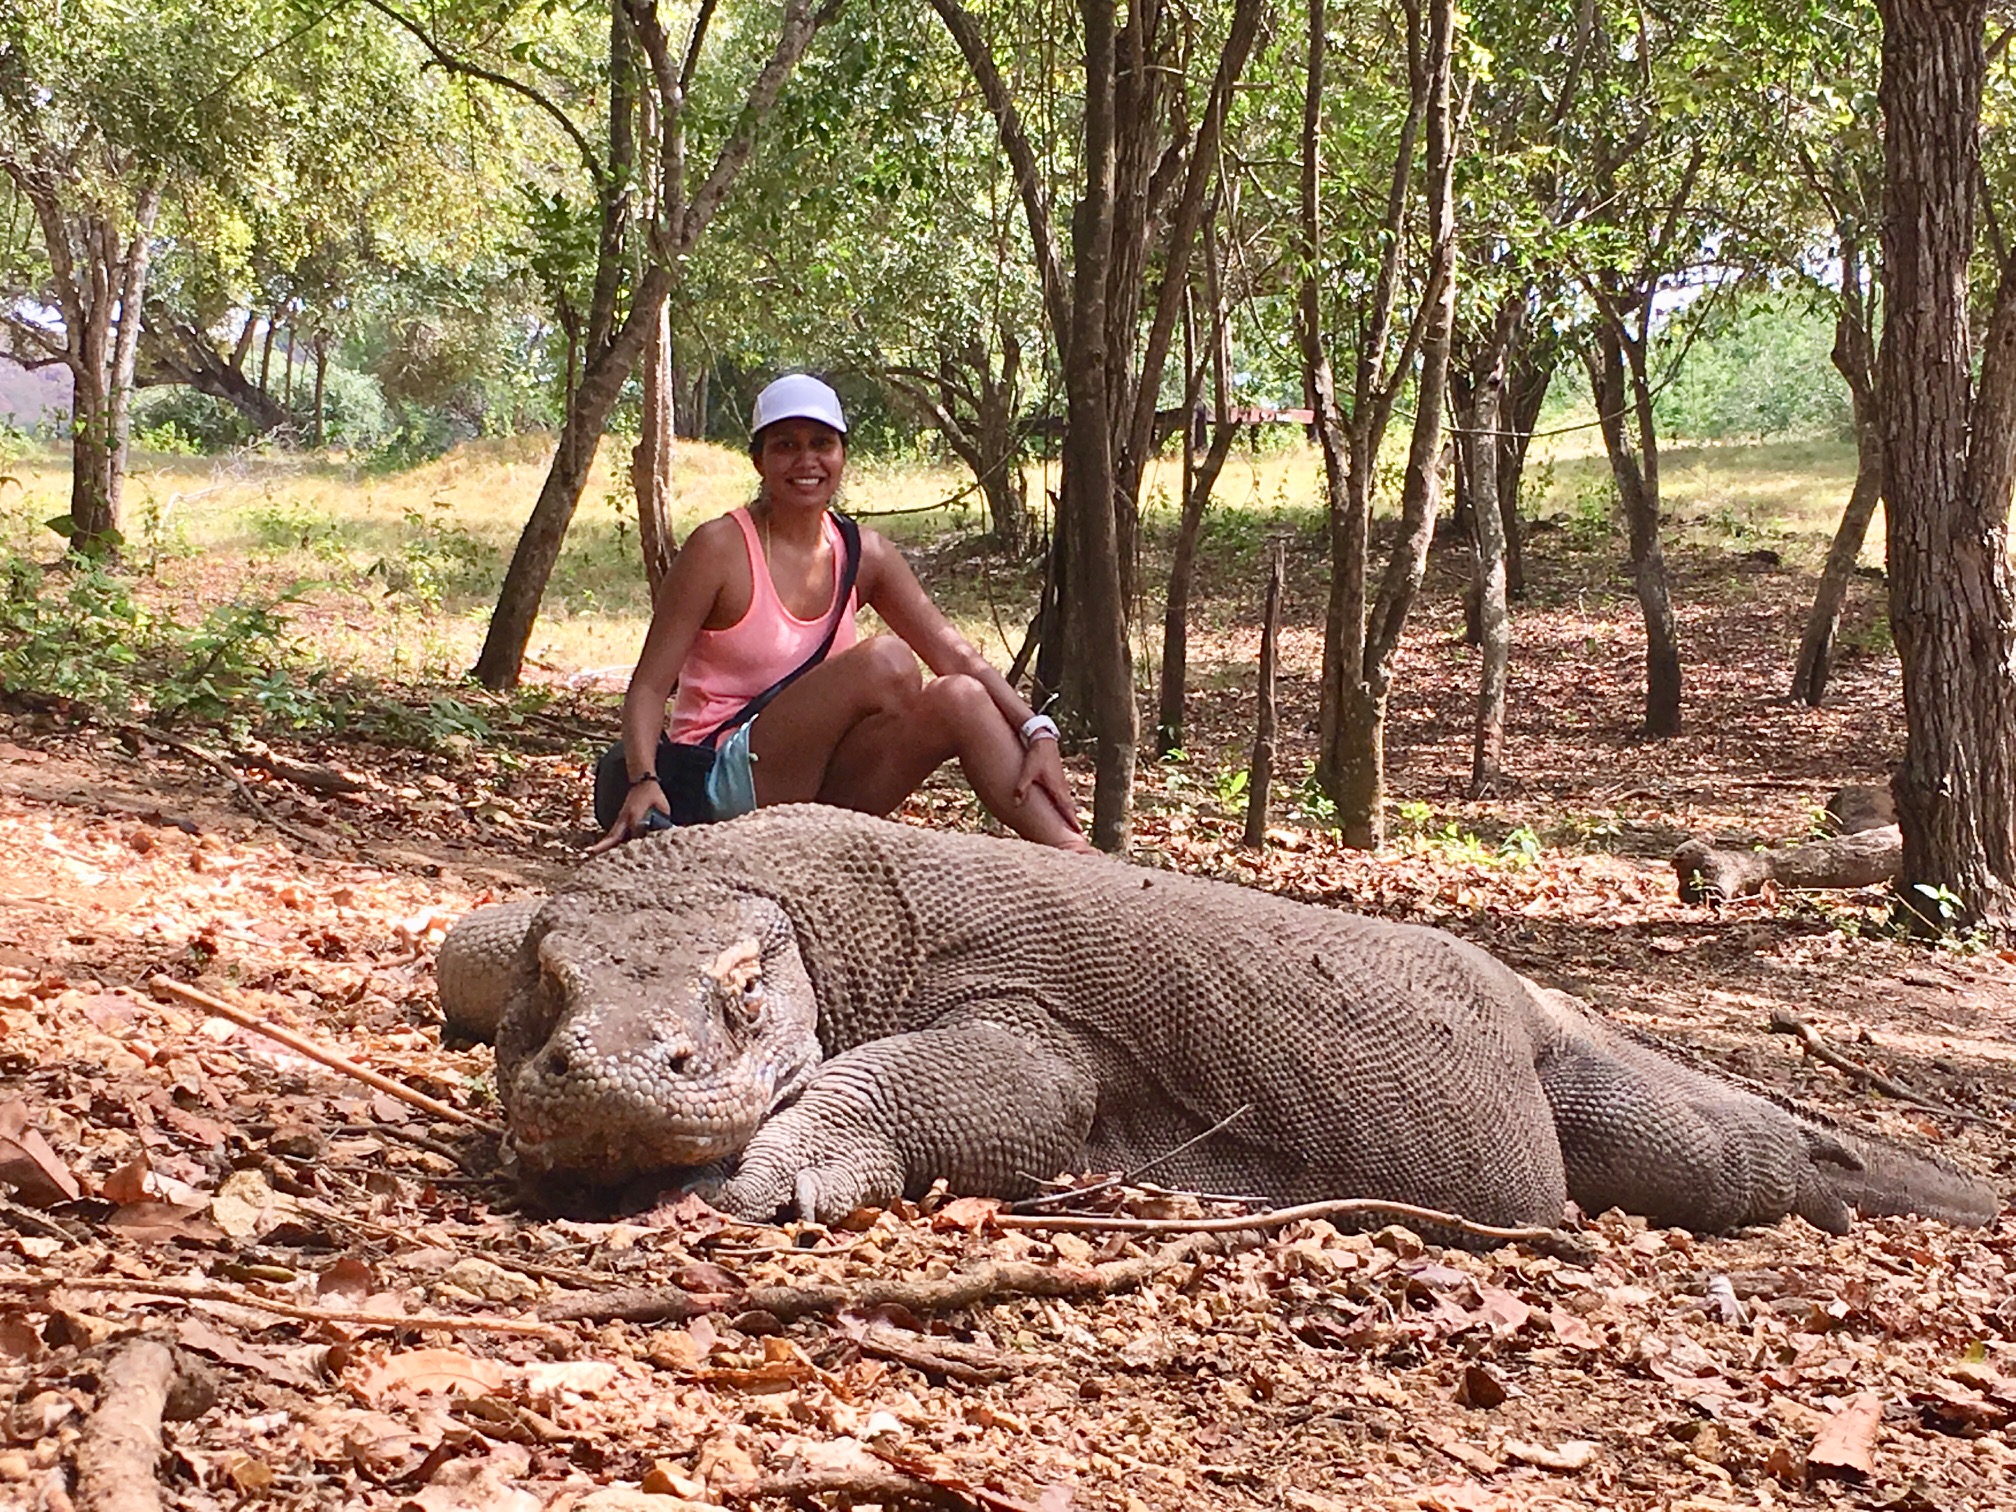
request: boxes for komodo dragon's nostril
[665,1050,691,1074]
[541,1046,571,1077]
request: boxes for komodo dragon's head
[495,884,824,1181]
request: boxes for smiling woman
[591,374,1091,854]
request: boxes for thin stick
[118,722,336,853]
[2,1271,566,1341]
[995,1196,1570,1247]
[1010,1103,1253,1212]
[148,977,505,1136]
[1767,1009,2004,1128]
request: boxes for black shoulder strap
[704,510,862,748]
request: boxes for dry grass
[0,428,1868,686]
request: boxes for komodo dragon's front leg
[721,1020,1098,1224]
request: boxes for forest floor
[1,465,2012,1512]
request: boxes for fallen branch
[728,1462,977,1511]
[543,1232,1244,1325]
[232,744,365,795]
[75,1337,217,1512]
[996,1195,1578,1251]
[1,1192,89,1244]
[1,1270,567,1341]
[1673,826,1900,903]
[118,723,338,853]
[1766,1009,2004,1128]
[148,976,504,1137]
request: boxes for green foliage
[0,546,499,752]
[1656,293,1853,441]
[0,553,316,734]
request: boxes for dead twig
[0,1193,88,1245]
[147,976,504,1137]
[1010,1103,1253,1213]
[543,1232,1246,1325]
[74,1337,217,1512]
[1767,1009,2004,1128]
[995,1195,1578,1251]
[117,722,339,853]
[1,1270,568,1341]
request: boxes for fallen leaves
[1806,1390,1884,1482]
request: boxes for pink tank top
[666,507,859,743]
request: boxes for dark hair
[748,419,848,468]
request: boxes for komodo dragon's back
[441,806,2000,1236]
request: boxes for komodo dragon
[437,806,1999,1236]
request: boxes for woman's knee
[851,635,923,712]
[915,671,995,738]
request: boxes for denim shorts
[704,719,760,820]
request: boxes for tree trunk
[1790,398,1882,705]
[1329,0,1460,849]
[632,292,678,593]
[1792,239,1883,706]
[312,337,328,448]
[1060,0,1136,850]
[1243,539,1283,848]
[1498,343,1552,597]
[1456,315,1513,795]
[64,187,158,557]
[472,0,828,689]
[1156,420,1237,755]
[473,268,669,688]
[1878,0,2016,932]
[1587,321,1681,737]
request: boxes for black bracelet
[628,770,660,789]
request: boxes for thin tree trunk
[632,293,678,593]
[1156,420,1237,755]
[1458,307,1515,794]
[1790,407,1882,705]
[1499,343,1551,597]
[472,0,828,690]
[65,188,157,556]
[1330,0,1459,849]
[1878,0,2016,932]
[474,267,670,688]
[1586,320,1682,737]
[1244,539,1284,848]
[312,337,328,448]
[1792,241,1883,706]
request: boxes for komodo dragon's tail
[1804,1121,2003,1228]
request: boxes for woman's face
[756,418,846,513]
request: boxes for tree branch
[357,0,606,187]
[927,0,1073,347]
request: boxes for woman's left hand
[1014,740,1082,832]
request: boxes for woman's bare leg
[748,636,1086,849]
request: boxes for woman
[591,374,1088,854]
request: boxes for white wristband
[1019,713,1059,748]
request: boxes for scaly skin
[439,806,2001,1233]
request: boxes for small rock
[436,1258,540,1305]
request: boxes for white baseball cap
[751,373,848,436]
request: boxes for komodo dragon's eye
[740,974,765,1018]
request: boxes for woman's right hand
[586,777,670,855]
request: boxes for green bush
[1656,292,1853,441]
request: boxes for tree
[1297,0,1461,847]
[469,0,836,690]
[0,4,218,555]
[931,0,1266,849]
[1876,0,2016,931]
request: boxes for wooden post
[1244,539,1284,848]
